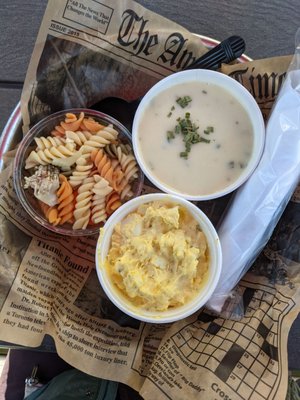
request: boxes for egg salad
[105,201,209,311]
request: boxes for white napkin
[207,70,300,312]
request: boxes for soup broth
[137,81,254,196]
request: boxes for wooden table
[1,0,299,370]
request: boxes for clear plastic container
[96,193,222,323]
[13,109,144,236]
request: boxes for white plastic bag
[207,37,300,313]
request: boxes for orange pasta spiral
[106,192,122,215]
[61,112,84,131]
[51,113,105,137]
[57,174,75,224]
[51,125,65,138]
[91,149,122,190]
[51,112,85,137]
[80,117,104,132]
[38,200,61,225]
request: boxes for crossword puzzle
[171,281,293,400]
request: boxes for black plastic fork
[185,35,245,70]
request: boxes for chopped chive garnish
[180,151,188,159]
[167,105,176,117]
[204,126,214,134]
[176,96,192,108]
[166,111,210,158]
[200,137,211,143]
[167,131,175,141]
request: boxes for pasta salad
[23,111,140,230]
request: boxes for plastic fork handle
[185,35,246,70]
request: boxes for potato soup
[136,80,254,196]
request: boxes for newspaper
[220,55,293,121]
[0,0,299,399]
[21,0,207,133]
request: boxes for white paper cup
[96,193,222,323]
[132,69,265,201]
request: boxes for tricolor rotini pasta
[68,157,94,188]
[106,192,122,216]
[23,111,141,231]
[90,148,121,190]
[57,174,75,225]
[104,143,131,158]
[116,146,139,183]
[73,176,94,230]
[80,124,118,154]
[25,142,76,169]
[35,136,65,150]
[91,175,112,224]
[65,130,92,147]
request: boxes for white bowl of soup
[132,69,265,200]
[96,193,222,323]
